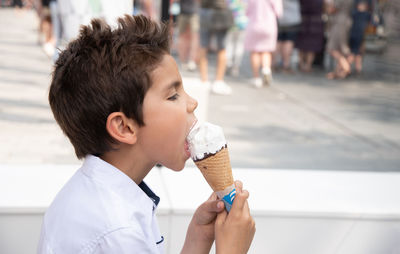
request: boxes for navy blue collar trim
[139,181,160,206]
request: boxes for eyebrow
[165,80,181,91]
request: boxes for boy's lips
[184,119,197,158]
[184,140,190,158]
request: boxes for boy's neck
[100,146,154,185]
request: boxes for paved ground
[1,8,399,171]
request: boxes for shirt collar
[139,181,160,207]
[80,155,160,209]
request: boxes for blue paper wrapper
[221,188,236,212]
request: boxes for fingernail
[217,202,223,209]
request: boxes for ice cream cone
[194,147,233,192]
[187,121,236,211]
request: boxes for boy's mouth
[185,119,197,158]
[184,140,191,158]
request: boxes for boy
[37,15,255,253]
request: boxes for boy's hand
[215,186,256,254]
[181,181,243,254]
[191,192,225,242]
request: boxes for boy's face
[137,54,198,171]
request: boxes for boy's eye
[167,93,179,101]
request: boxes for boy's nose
[187,95,198,113]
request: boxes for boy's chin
[164,162,186,172]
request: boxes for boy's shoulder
[39,156,162,253]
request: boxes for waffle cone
[194,147,233,192]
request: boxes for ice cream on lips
[187,122,236,212]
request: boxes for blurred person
[348,0,372,75]
[57,0,93,43]
[325,0,353,79]
[57,0,133,43]
[134,0,157,19]
[25,0,34,8]
[274,0,301,73]
[177,0,199,71]
[245,0,282,88]
[225,0,248,77]
[12,0,23,9]
[38,0,55,57]
[49,0,61,61]
[1,0,10,7]
[1,0,9,7]
[383,0,400,39]
[198,0,234,95]
[296,0,325,73]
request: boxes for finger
[204,199,225,213]
[195,199,225,225]
[243,197,250,215]
[243,193,250,215]
[234,180,243,193]
[231,189,249,212]
[207,192,218,201]
[215,209,227,226]
[206,192,224,212]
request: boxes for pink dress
[244,0,282,52]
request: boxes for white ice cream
[187,121,227,161]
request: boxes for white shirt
[37,155,164,254]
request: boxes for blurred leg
[298,50,305,71]
[261,52,273,85]
[178,32,189,63]
[215,49,227,81]
[327,50,350,79]
[250,52,261,77]
[305,52,315,72]
[178,24,189,63]
[355,54,363,73]
[198,47,208,82]
[188,14,199,65]
[261,52,272,71]
[338,55,351,75]
[42,20,52,43]
[282,41,294,69]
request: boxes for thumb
[205,199,225,213]
[203,192,225,214]
[195,196,225,225]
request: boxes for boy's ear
[106,112,138,145]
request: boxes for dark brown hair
[49,15,171,159]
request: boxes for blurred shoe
[187,60,197,71]
[251,77,263,88]
[262,67,273,86]
[43,42,55,58]
[211,80,232,95]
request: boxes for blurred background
[0,0,399,253]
